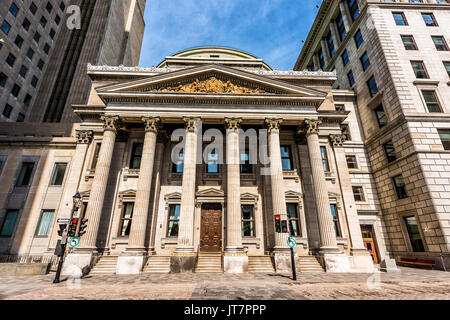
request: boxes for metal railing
[0,254,59,268]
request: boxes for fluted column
[80,115,120,250]
[266,118,289,250]
[320,39,331,67]
[175,117,200,253]
[312,54,320,71]
[127,117,161,251]
[303,120,339,253]
[225,118,243,252]
[339,1,352,31]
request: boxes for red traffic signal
[275,215,281,233]
[275,215,281,221]
[68,218,78,237]
[71,218,78,225]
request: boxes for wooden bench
[399,257,436,270]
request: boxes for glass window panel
[169,204,181,220]
[36,210,54,236]
[0,210,19,236]
[404,216,425,252]
[51,163,67,186]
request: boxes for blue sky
[139,0,323,70]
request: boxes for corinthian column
[81,115,120,250]
[63,116,120,277]
[117,117,161,275]
[223,118,247,273]
[172,118,200,273]
[330,134,374,272]
[303,120,351,272]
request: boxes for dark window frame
[241,204,256,238]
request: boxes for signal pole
[53,226,68,284]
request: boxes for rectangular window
[438,129,450,150]
[393,12,408,26]
[33,31,41,44]
[11,84,21,97]
[336,12,346,41]
[281,146,293,171]
[354,29,364,48]
[444,62,450,77]
[50,163,67,186]
[0,209,19,237]
[347,70,355,87]
[335,104,345,112]
[1,20,11,35]
[22,18,31,31]
[286,203,300,237]
[393,175,407,199]
[40,16,48,28]
[16,162,34,186]
[14,35,24,48]
[411,61,428,79]
[360,52,370,71]
[347,0,360,22]
[129,143,143,169]
[9,2,19,17]
[367,76,378,97]
[6,53,16,67]
[404,216,425,252]
[0,72,7,87]
[383,141,397,163]
[318,49,325,70]
[30,2,38,15]
[27,48,35,61]
[374,104,387,128]
[321,146,330,172]
[16,113,25,122]
[432,36,449,51]
[341,50,349,66]
[340,124,351,141]
[352,186,365,202]
[31,76,38,88]
[35,210,54,237]
[330,204,341,237]
[19,66,29,78]
[422,13,437,26]
[207,150,219,173]
[167,204,180,237]
[327,32,335,57]
[2,104,13,118]
[172,149,184,173]
[91,143,101,170]
[24,94,32,106]
[240,152,253,174]
[401,35,417,50]
[119,203,134,237]
[422,90,442,113]
[242,205,255,237]
[0,158,5,175]
[346,155,358,169]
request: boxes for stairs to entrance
[297,256,325,273]
[248,256,275,273]
[90,256,118,275]
[142,255,171,273]
[195,252,223,273]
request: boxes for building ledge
[413,79,440,86]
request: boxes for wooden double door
[361,225,379,264]
[200,203,222,252]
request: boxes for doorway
[361,224,379,264]
[200,203,222,252]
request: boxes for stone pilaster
[117,117,161,275]
[224,118,247,273]
[303,120,350,272]
[64,116,120,276]
[172,117,200,273]
[330,134,375,272]
[320,39,330,67]
[339,1,352,31]
[266,118,291,272]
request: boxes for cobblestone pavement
[1,267,449,300]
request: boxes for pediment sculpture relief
[153,77,266,94]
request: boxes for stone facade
[295,0,450,269]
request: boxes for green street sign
[69,237,80,248]
[287,237,297,248]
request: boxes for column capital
[330,134,347,148]
[142,116,161,133]
[100,115,121,133]
[224,118,242,131]
[265,118,283,133]
[183,117,201,132]
[75,130,93,144]
[302,119,322,136]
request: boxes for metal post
[290,246,297,281]
[53,230,67,284]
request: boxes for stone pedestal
[223,253,248,273]
[380,259,401,272]
[62,252,94,277]
[116,252,145,275]
[170,253,196,273]
[274,251,294,273]
[321,252,352,273]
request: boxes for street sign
[57,219,70,223]
[69,237,80,248]
[287,237,297,248]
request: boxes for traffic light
[281,220,288,233]
[78,218,88,237]
[68,218,78,237]
[57,224,67,237]
[275,215,281,233]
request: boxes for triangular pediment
[96,64,327,98]
[196,188,225,197]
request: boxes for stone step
[195,252,222,273]
[90,256,118,275]
[296,256,324,273]
[248,256,275,273]
[143,256,171,274]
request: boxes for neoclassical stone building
[1,47,392,274]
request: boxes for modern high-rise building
[295,0,450,268]
[0,0,146,125]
